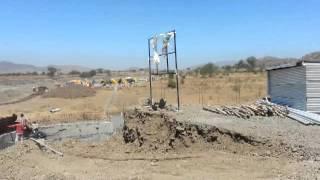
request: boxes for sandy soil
[1,142,317,180]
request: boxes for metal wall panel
[268,66,306,110]
[305,64,320,113]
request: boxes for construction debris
[203,101,288,119]
[30,138,63,156]
[49,108,61,113]
[287,107,320,125]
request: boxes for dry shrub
[42,85,96,99]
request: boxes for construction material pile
[203,101,288,119]
[123,108,261,152]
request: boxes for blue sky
[0,0,320,69]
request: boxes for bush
[47,66,57,77]
[196,63,219,76]
[69,70,81,75]
[80,70,96,78]
[168,79,176,88]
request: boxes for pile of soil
[123,109,261,152]
[122,108,314,160]
[42,85,96,99]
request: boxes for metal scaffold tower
[148,30,180,110]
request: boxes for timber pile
[203,101,288,119]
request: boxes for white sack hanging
[153,51,160,64]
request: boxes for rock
[315,157,320,162]
[150,162,158,166]
[266,150,271,157]
[291,147,298,153]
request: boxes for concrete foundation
[0,115,124,149]
[40,121,114,141]
[0,132,15,149]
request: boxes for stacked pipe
[203,101,288,119]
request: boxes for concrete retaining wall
[0,114,124,149]
[40,121,114,141]
[0,132,15,149]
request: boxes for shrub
[168,79,176,88]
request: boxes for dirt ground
[1,107,320,179]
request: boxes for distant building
[267,60,320,113]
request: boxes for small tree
[47,66,57,77]
[222,65,232,72]
[89,70,96,77]
[96,68,104,74]
[234,60,248,70]
[104,69,111,76]
[197,63,219,76]
[80,70,96,78]
[168,79,176,88]
[69,70,81,75]
[246,56,258,72]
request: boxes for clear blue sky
[0,0,320,69]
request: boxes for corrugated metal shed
[305,63,320,113]
[267,61,320,113]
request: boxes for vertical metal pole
[173,30,180,110]
[166,47,169,73]
[148,39,153,105]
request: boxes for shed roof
[266,60,320,71]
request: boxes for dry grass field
[152,72,267,106]
[0,72,266,123]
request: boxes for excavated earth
[1,106,320,179]
[122,108,315,161]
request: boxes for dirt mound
[42,85,96,99]
[122,109,314,160]
[123,109,262,152]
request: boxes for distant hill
[0,61,91,74]
[186,51,320,70]
[258,51,320,68]
[0,61,43,73]
[257,56,299,68]
[302,51,320,61]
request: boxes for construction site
[1,29,320,180]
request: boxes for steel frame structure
[148,30,180,110]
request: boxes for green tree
[234,60,248,70]
[69,70,81,75]
[47,66,57,77]
[104,69,111,76]
[96,68,104,74]
[246,56,258,72]
[222,65,232,72]
[168,79,176,88]
[80,70,96,78]
[197,63,219,76]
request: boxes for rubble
[203,101,288,119]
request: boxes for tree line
[193,56,260,76]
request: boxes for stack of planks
[203,101,288,119]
